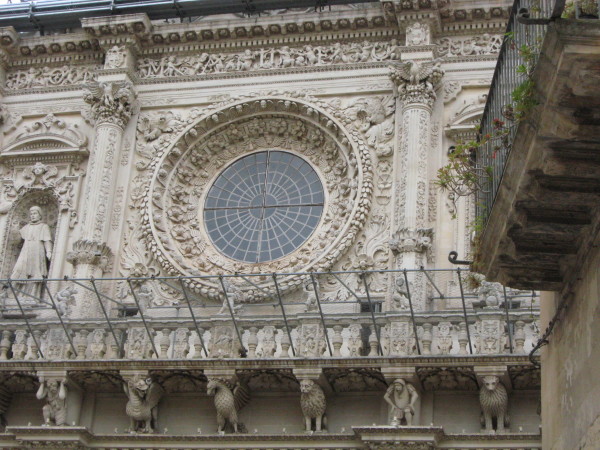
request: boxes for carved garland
[139,95,373,299]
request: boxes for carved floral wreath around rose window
[139,96,373,300]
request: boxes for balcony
[475,0,600,291]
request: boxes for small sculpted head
[29,206,42,224]
[392,378,406,394]
[300,379,315,393]
[482,375,499,391]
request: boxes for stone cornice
[0,355,534,372]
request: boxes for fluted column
[389,60,443,309]
[68,81,136,318]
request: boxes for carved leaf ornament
[140,95,373,300]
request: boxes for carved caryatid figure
[11,206,53,300]
[36,377,67,426]
[383,378,418,426]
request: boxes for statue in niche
[36,377,67,426]
[383,378,418,426]
[11,206,53,300]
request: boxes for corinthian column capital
[389,60,444,109]
[83,81,137,128]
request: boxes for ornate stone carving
[389,228,433,254]
[82,81,136,128]
[346,324,364,357]
[303,279,319,312]
[123,374,164,433]
[104,45,127,69]
[391,276,410,311]
[6,66,99,90]
[124,328,155,359]
[479,375,509,433]
[384,378,419,426]
[217,280,245,316]
[172,328,190,359]
[299,379,327,432]
[206,378,250,433]
[10,205,53,300]
[384,322,416,356]
[389,60,444,108]
[136,93,372,299]
[476,281,503,308]
[43,329,73,360]
[297,323,327,357]
[36,376,67,426]
[11,330,28,360]
[138,40,401,79]
[475,318,504,354]
[66,239,112,271]
[209,326,241,358]
[436,34,503,57]
[406,22,430,46]
[343,96,395,158]
[88,329,106,359]
[435,321,454,354]
[417,367,478,391]
[55,285,76,317]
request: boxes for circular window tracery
[204,151,324,263]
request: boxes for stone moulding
[139,93,373,299]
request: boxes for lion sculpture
[479,375,509,433]
[299,379,327,432]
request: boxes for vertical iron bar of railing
[503,286,514,353]
[218,275,246,357]
[7,280,44,359]
[127,279,159,358]
[90,278,123,358]
[402,269,421,356]
[331,271,382,355]
[456,268,474,354]
[310,272,333,357]
[360,272,382,356]
[178,277,208,357]
[272,273,295,357]
[42,278,77,357]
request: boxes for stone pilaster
[389,59,443,310]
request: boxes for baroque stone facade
[0,2,542,448]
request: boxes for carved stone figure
[206,378,250,433]
[55,286,77,317]
[11,206,53,300]
[36,377,67,426]
[217,280,245,315]
[391,276,409,311]
[299,379,327,432]
[123,375,164,433]
[83,81,136,127]
[383,378,418,426]
[477,281,503,308]
[303,279,319,312]
[479,375,509,433]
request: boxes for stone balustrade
[0,310,540,361]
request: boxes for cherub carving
[55,285,77,317]
[391,276,409,311]
[217,280,245,316]
[123,375,164,433]
[22,162,58,188]
[303,279,319,312]
[299,379,327,432]
[383,378,418,426]
[479,375,509,433]
[36,377,67,426]
[206,378,250,433]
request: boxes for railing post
[7,280,43,359]
[272,273,295,357]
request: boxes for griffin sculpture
[123,375,164,433]
[206,378,250,433]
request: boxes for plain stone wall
[541,244,600,449]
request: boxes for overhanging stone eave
[477,19,600,292]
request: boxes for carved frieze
[5,65,99,90]
[436,34,503,57]
[137,40,402,79]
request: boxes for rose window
[204,151,324,263]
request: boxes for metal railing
[476,0,569,226]
[0,268,539,361]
